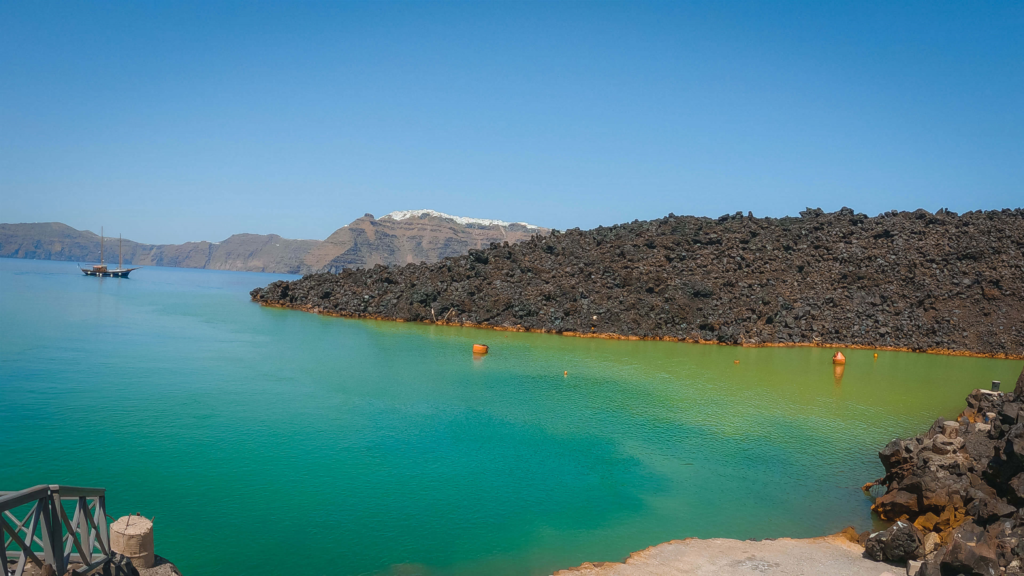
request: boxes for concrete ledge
[553,535,898,576]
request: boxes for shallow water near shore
[3,258,1022,576]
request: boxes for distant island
[252,207,1024,358]
[0,210,549,274]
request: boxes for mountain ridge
[0,211,548,274]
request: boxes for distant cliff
[0,211,548,274]
[0,222,319,273]
[302,210,548,273]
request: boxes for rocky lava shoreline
[847,367,1024,575]
[251,208,1023,358]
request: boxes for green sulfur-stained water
[2,258,1022,575]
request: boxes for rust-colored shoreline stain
[255,300,1024,360]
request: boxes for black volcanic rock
[252,207,1024,357]
[866,372,1024,574]
[865,521,922,562]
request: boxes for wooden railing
[1,485,110,576]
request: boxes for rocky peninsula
[251,208,1023,358]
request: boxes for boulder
[1008,473,1024,505]
[917,560,943,576]
[940,523,1000,576]
[880,439,917,475]
[914,512,941,532]
[1001,403,1021,426]
[874,489,920,520]
[919,531,941,557]
[865,521,922,562]
[965,494,1015,526]
[963,430,1000,469]
[930,504,968,535]
[996,537,1019,568]
[930,435,953,455]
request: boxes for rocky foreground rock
[863,368,1024,574]
[252,207,1023,357]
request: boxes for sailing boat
[81,227,140,278]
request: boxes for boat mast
[100,226,104,264]
[119,234,123,270]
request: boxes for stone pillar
[942,421,958,439]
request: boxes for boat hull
[81,269,136,278]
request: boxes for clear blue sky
[1,1,1021,244]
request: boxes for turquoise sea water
[2,258,1022,575]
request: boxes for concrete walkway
[553,535,901,576]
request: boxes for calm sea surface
[2,258,1022,575]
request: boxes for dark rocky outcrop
[865,367,1024,574]
[252,207,1024,357]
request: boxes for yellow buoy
[874,353,878,359]
[734,360,740,364]
[473,344,489,354]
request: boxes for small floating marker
[832,351,846,365]
[473,344,489,354]
[564,371,568,377]
[734,360,740,364]
[874,353,878,359]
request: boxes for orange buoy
[473,344,489,354]
[832,351,846,365]
[564,371,568,377]
[874,353,878,359]
[734,360,740,364]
